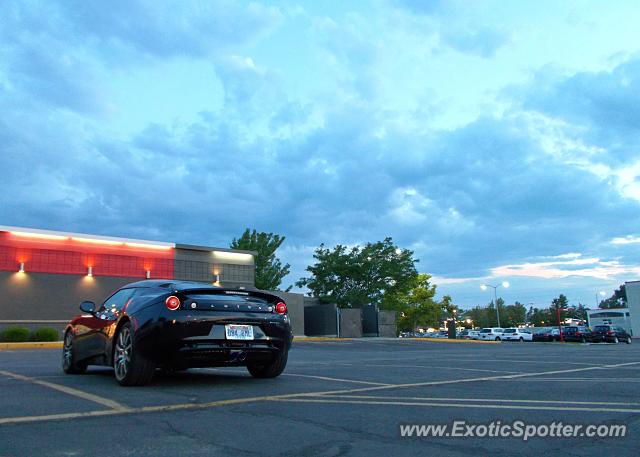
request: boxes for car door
[82,289,136,361]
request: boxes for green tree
[502,302,527,327]
[550,294,569,325]
[599,284,627,309]
[296,237,418,308]
[566,303,588,321]
[526,306,552,327]
[394,274,441,331]
[230,229,291,291]
[463,305,492,329]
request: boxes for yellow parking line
[3,361,639,426]
[0,370,128,410]
[287,361,640,397]
[316,394,640,406]
[0,395,277,426]
[282,373,392,386]
[405,338,500,344]
[271,397,640,414]
[0,342,62,350]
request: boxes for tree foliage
[525,295,588,326]
[384,274,461,331]
[230,229,291,291]
[296,237,418,308]
[599,284,627,309]
[463,299,526,328]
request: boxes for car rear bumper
[132,309,293,367]
[589,335,616,343]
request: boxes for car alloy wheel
[627,337,632,344]
[114,326,132,381]
[62,331,86,374]
[62,332,74,371]
[613,337,619,344]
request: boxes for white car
[501,328,532,342]
[478,327,504,341]
[466,330,480,340]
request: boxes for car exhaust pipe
[229,350,247,362]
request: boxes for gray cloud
[1,0,639,303]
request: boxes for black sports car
[62,280,293,386]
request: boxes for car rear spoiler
[174,287,284,304]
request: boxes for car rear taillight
[607,330,615,335]
[275,302,287,314]
[165,295,181,311]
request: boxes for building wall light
[146,270,151,279]
[87,266,93,277]
[19,262,25,273]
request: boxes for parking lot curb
[404,338,501,344]
[294,337,353,342]
[0,341,63,350]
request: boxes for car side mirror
[80,301,96,314]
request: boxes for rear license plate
[225,324,254,340]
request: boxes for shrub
[1,327,30,342]
[30,327,60,342]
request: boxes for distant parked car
[467,330,480,340]
[501,328,532,342]
[562,326,591,343]
[458,330,470,339]
[589,325,632,344]
[432,330,449,339]
[532,327,561,342]
[478,328,504,341]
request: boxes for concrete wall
[339,308,363,338]
[0,271,138,321]
[378,310,397,337]
[174,246,254,287]
[625,281,640,337]
[268,291,305,336]
[304,304,338,336]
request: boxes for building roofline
[175,243,257,256]
[0,225,254,256]
[0,225,176,248]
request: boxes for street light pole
[481,281,510,328]
[494,287,500,328]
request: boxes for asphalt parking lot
[1,340,639,457]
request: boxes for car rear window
[503,329,516,333]
[480,328,491,333]
[593,325,610,332]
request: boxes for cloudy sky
[2,0,640,308]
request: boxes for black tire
[113,322,156,386]
[495,337,501,341]
[580,337,586,344]
[62,331,87,374]
[519,337,524,342]
[613,336,619,344]
[627,337,632,344]
[247,349,288,378]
